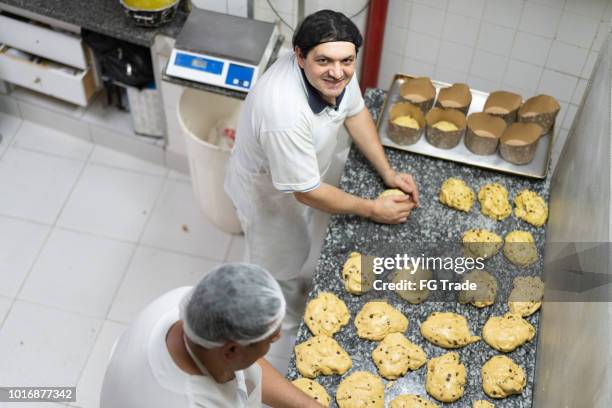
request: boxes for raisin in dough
[462,229,503,259]
[481,355,526,399]
[420,312,480,348]
[482,312,535,352]
[336,371,385,408]
[294,336,352,378]
[372,332,427,379]
[355,302,409,341]
[503,231,538,267]
[478,183,512,221]
[304,292,350,336]
[390,394,439,408]
[514,189,548,227]
[458,270,497,308]
[393,266,432,304]
[425,352,467,403]
[292,378,331,407]
[439,178,475,212]
[508,276,544,316]
[342,252,375,295]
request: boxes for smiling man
[224,10,420,328]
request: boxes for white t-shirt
[100,287,262,408]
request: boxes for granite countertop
[0,0,188,46]
[286,88,552,407]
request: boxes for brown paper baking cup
[387,102,426,145]
[518,94,560,135]
[435,83,472,115]
[499,122,542,165]
[425,108,466,149]
[465,112,506,155]
[399,77,436,114]
[483,91,522,126]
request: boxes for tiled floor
[0,112,294,408]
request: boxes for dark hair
[292,10,363,57]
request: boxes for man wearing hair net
[100,263,323,408]
[225,10,420,330]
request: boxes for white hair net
[180,263,286,348]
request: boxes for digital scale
[166,8,279,92]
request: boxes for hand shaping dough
[508,276,544,316]
[392,115,420,129]
[355,302,409,341]
[292,378,331,407]
[473,400,495,408]
[432,121,459,131]
[482,312,535,352]
[458,270,497,308]
[478,183,512,221]
[294,336,352,378]
[514,190,548,227]
[342,252,375,295]
[481,355,526,399]
[503,231,538,267]
[304,292,350,336]
[336,371,385,408]
[390,394,439,408]
[379,188,406,198]
[393,266,432,304]
[420,312,480,348]
[439,178,474,212]
[462,229,503,259]
[372,332,427,379]
[425,352,466,403]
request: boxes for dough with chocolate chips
[336,371,385,408]
[483,312,535,352]
[439,178,474,212]
[458,270,497,308]
[478,183,512,221]
[393,266,432,304]
[508,276,544,316]
[304,292,350,336]
[425,352,466,403]
[420,312,480,348]
[462,229,503,259]
[390,394,439,408]
[473,400,495,408]
[503,231,538,267]
[355,302,409,341]
[294,335,352,378]
[342,252,375,295]
[514,189,548,227]
[292,378,330,407]
[481,355,526,399]
[372,332,427,379]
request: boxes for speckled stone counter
[0,0,187,46]
[286,88,551,407]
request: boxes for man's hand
[382,170,420,207]
[370,194,416,224]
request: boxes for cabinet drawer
[0,13,87,69]
[0,46,97,106]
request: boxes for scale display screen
[175,53,224,75]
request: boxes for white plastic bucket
[178,88,243,235]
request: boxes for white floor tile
[89,145,168,177]
[0,112,22,157]
[0,148,83,224]
[140,180,232,260]
[57,164,165,242]
[12,121,93,161]
[0,300,101,386]
[73,320,127,408]
[12,87,88,119]
[225,235,246,262]
[107,246,219,323]
[0,296,12,325]
[81,92,133,135]
[19,229,135,318]
[0,216,50,298]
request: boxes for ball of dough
[439,178,475,212]
[355,302,409,341]
[390,394,439,408]
[478,183,512,221]
[342,252,375,295]
[514,190,548,227]
[336,371,385,408]
[508,276,544,317]
[503,231,538,267]
[425,352,466,403]
[462,229,503,259]
[372,332,427,379]
[481,355,526,399]
[392,115,420,129]
[458,270,497,308]
[420,312,480,349]
[291,378,331,407]
[432,120,459,131]
[294,336,352,378]
[473,400,495,408]
[393,266,432,304]
[304,292,350,336]
[482,312,535,352]
[379,188,407,198]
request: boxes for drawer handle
[33,77,41,84]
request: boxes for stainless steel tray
[377,74,553,179]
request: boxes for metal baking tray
[377,74,553,179]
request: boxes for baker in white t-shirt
[100,263,323,408]
[224,10,420,325]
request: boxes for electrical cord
[264,0,370,32]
